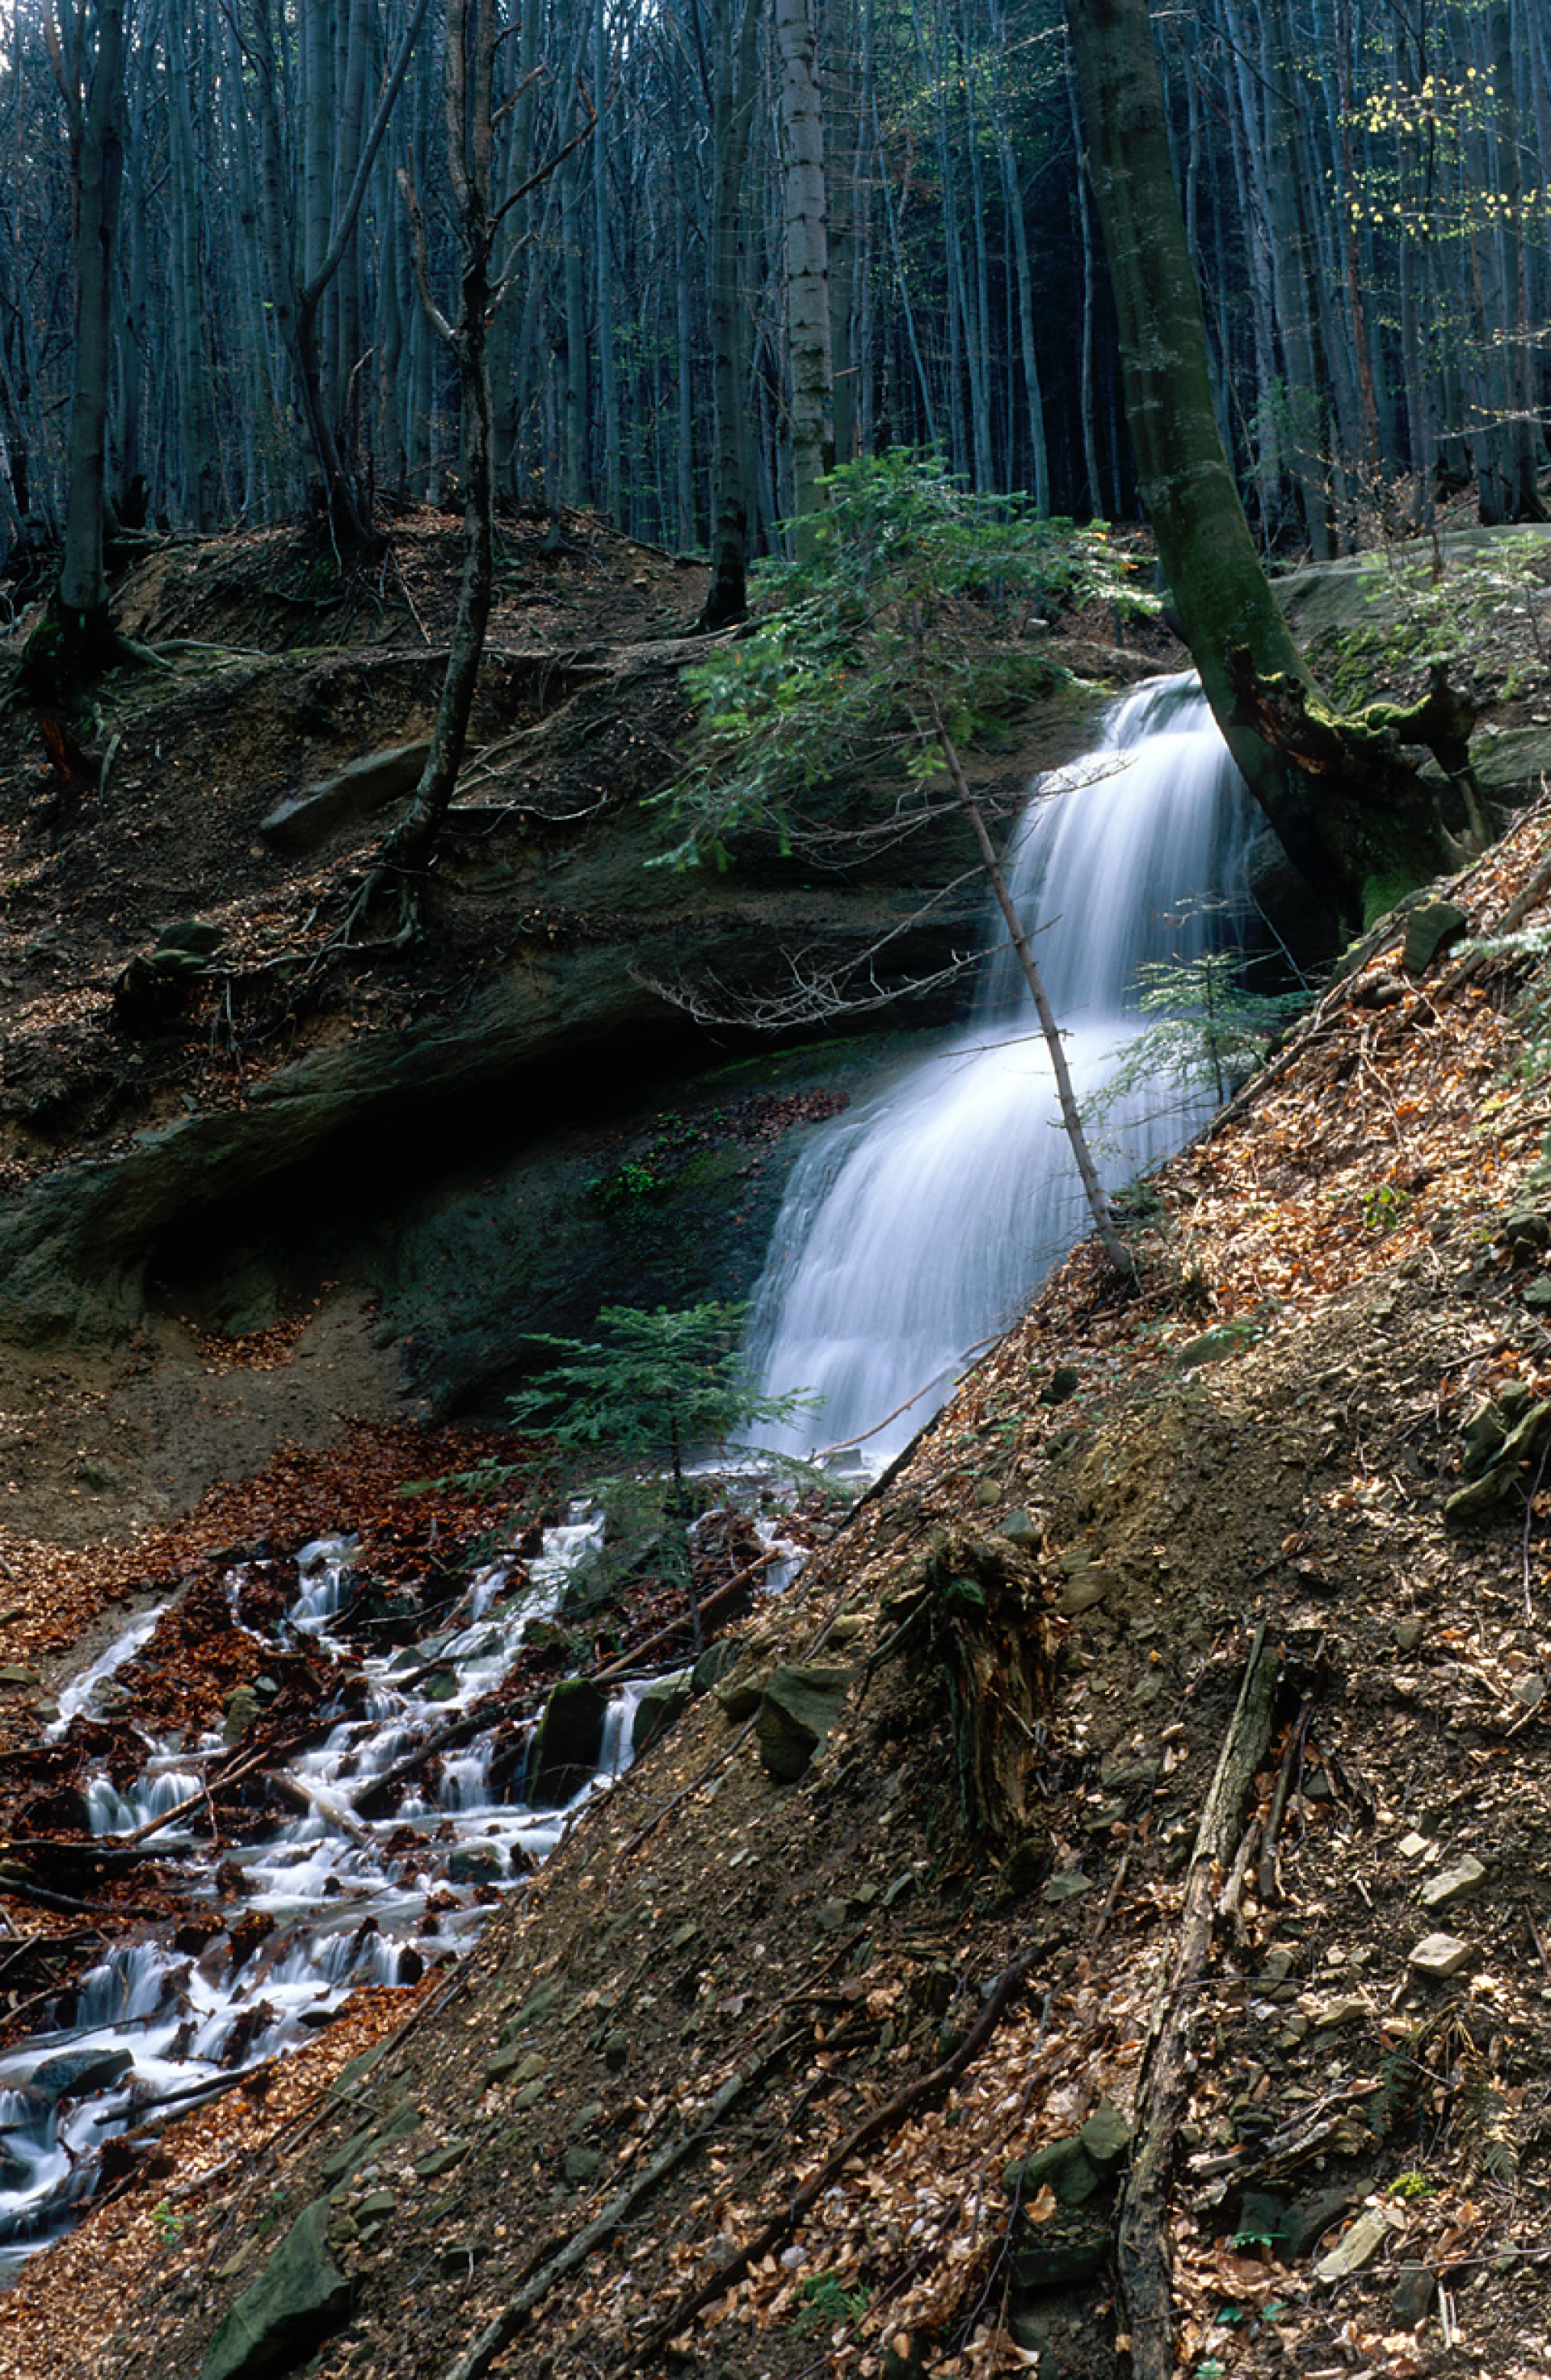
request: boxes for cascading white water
[751,674,1255,1462]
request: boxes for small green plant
[789,2270,872,2336]
[591,1160,660,1211]
[151,2197,185,2247]
[1086,928,1309,1131]
[1387,2169,1436,2200]
[506,1302,817,1492]
[1363,1180,1412,1233]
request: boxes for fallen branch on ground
[1116,1621,1280,2380]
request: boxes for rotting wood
[438,2036,797,2380]
[625,1930,1050,2369]
[1116,1621,1279,2380]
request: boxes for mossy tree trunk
[1065,0,1469,928]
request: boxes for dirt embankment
[2,778,1549,2380]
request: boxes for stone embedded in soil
[754,1664,852,1782]
[1004,2137,1101,2206]
[1313,2202,1403,2281]
[1409,1931,1473,1978]
[1041,1872,1092,1904]
[199,2197,351,2380]
[1513,1673,1547,1709]
[633,1670,691,1757]
[258,740,431,856]
[414,2143,469,2180]
[1419,1854,1487,1909]
[1008,2206,1112,2290]
[1060,1568,1116,1616]
[1401,898,1469,975]
[1393,2263,1437,2327]
[1078,2098,1131,2175]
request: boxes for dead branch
[1116,1622,1280,2380]
[439,2035,796,2380]
[624,1933,1049,2367]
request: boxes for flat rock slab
[199,2197,351,2380]
[1409,1931,1473,1978]
[1419,1855,1486,1910]
[259,741,431,855]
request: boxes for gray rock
[1060,1568,1116,1616]
[199,2198,352,2380]
[633,1671,691,1758]
[691,1640,738,1696]
[713,1668,766,1722]
[1393,2263,1436,2327]
[754,1665,852,1782]
[1419,1855,1486,1910]
[1172,1322,1262,1370]
[1079,2099,1132,2176]
[1004,2139,1101,2208]
[528,1677,609,1803]
[563,2147,601,2184]
[1409,1931,1472,1978]
[448,1841,506,1885]
[29,2046,133,2101]
[258,741,431,856]
[414,2142,469,2180]
[1402,900,1469,976]
[223,1685,262,1750]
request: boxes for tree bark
[1065,0,1464,928]
[55,0,127,640]
[774,0,834,551]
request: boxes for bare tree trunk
[775,0,834,551]
[699,0,761,629]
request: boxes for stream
[0,1508,675,2279]
[2,673,1247,2282]
[752,674,1256,1459]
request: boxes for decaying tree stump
[893,1528,1063,1840]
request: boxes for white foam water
[0,1504,670,2278]
[750,675,1255,1461]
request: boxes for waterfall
[750,673,1256,1463]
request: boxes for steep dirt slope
[4,794,1550,2380]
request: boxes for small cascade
[45,1602,169,1739]
[0,1499,674,2280]
[751,675,1255,1462]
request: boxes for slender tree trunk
[699,0,760,629]
[775,0,834,550]
[48,0,128,671]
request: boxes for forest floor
[0,508,1549,2380]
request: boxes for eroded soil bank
[2,782,1550,2380]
